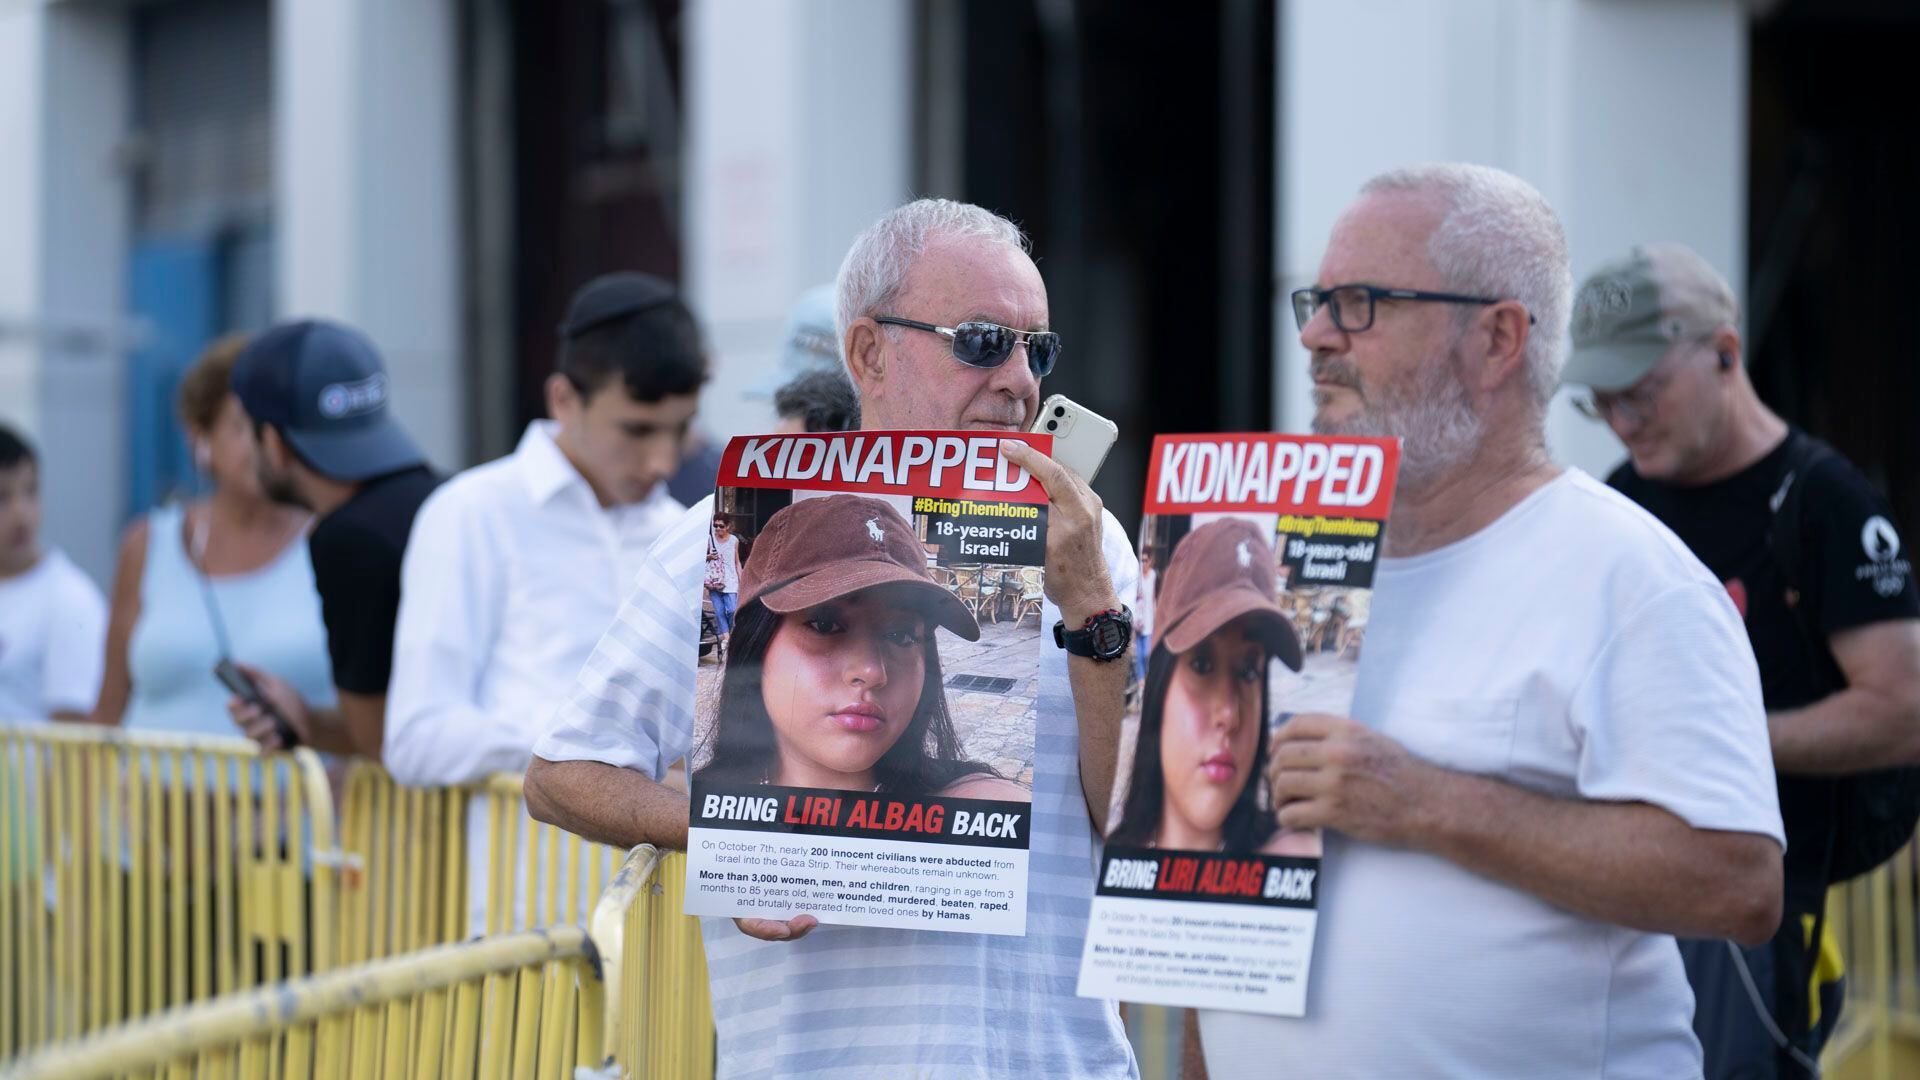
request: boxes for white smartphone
[1029,394,1118,483]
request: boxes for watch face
[1091,619,1128,658]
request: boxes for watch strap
[1054,606,1133,662]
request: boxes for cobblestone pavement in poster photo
[692,617,1041,785]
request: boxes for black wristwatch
[1055,606,1133,662]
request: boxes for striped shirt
[537,495,1141,1079]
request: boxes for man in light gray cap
[665,284,844,503]
[1563,242,1746,479]
[1569,242,1920,1080]
[752,282,841,396]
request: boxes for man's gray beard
[1311,349,1483,491]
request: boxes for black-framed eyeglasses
[873,316,1060,377]
[1290,283,1535,334]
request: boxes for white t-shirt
[0,549,108,721]
[1201,470,1783,1080]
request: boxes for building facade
[4,0,1903,584]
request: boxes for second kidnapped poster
[684,430,1050,935]
[1078,433,1400,1016]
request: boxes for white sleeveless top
[124,503,336,737]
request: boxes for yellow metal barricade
[592,845,714,1079]
[0,722,339,1059]
[483,774,623,937]
[0,926,607,1080]
[335,764,623,964]
[1125,1003,1186,1080]
[336,761,467,964]
[1822,838,1920,1080]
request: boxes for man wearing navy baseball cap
[225,319,441,761]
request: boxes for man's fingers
[1276,799,1328,831]
[1269,767,1329,803]
[1269,740,1326,770]
[733,918,792,941]
[1273,712,1349,744]
[996,437,1047,472]
[733,916,819,942]
[998,439,1078,500]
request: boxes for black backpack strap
[1760,435,1848,1045]
[1767,435,1839,651]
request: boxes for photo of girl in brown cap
[694,493,1031,801]
[1108,519,1317,855]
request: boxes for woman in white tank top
[90,337,334,737]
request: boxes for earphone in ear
[1719,353,1734,370]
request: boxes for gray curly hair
[834,198,1031,365]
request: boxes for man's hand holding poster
[1077,433,1400,1015]
[685,431,1050,935]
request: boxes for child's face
[0,460,42,572]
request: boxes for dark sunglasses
[873,316,1060,377]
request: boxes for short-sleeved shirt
[308,465,441,695]
[0,548,107,720]
[1611,428,1920,899]
[1200,469,1784,1079]
[537,495,1141,1079]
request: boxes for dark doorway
[465,0,689,458]
[918,1,1276,536]
[1749,0,1920,531]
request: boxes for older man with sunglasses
[525,198,1140,1078]
[1202,164,1786,1079]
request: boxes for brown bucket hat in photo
[1155,519,1302,671]
[740,494,982,642]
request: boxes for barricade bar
[1,927,604,1080]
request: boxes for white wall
[38,7,131,584]
[0,5,47,438]
[0,0,467,580]
[1278,0,1747,479]
[276,0,464,469]
[685,0,915,440]
[0,3,131,585]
